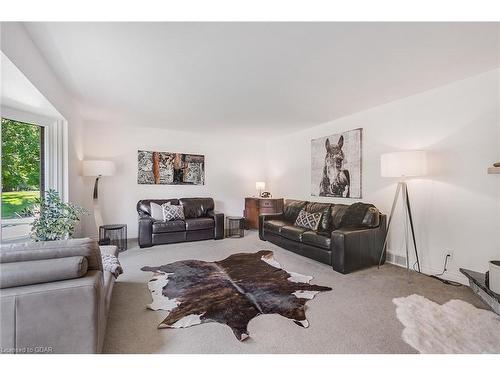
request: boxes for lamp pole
[378,180,421,275]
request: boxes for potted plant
[22,189,87,241]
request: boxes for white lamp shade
[255,181,266,190]
[381,151,427,178]
[82,160,116,177]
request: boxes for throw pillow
[150,202,164,221]
[294,209,322,231]
[162,202,185,221]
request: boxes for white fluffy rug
[393,294,500,353]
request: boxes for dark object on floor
[244,197,283,229]
[259,199,386,274]
[486,270,490,288]
[141,250,331,341]
[137,198,224,247]
[460,268,500,315]
[99,224,127,251]
[226,216,245,238]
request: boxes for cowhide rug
[393,294,500,353]
[141,250,332,341]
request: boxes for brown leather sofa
[259,199,387,274]
[137,197,224,248]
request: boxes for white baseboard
[386,252,469,285]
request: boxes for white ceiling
[1,52,62,120]
[23,22,500,135]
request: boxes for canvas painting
[311,128,362,198]
[138,150,205,185]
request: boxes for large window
[1,117,45,240]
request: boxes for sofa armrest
[331,216,386,274]
[259,213,284,240]
[1,270,105,353]
[138,216,154,248]
[0,256,88,289]
[208,210,224,240]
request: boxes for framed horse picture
[311,128,362,198]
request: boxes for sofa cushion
[282,199,307,223]
[0,238,102,271]
[149,202,164,221]
[152,220,186,233]
[304,202,332,232]
[280,225,308,242]
[264,219,288,234]
[185,217,214,231]
[162,202,185,221]
[179,198,214,218]
[294,209,323,231]
[301,231,331,250]
[330,204,348,230]
[137,199,179,217]
[339,202,378,228]
[0,256,88,289]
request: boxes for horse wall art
[311,128,362,198]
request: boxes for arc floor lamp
[82,160,116,235]
[379,150,427,274]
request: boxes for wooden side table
[244,197,283,229]
[99,224,127,251]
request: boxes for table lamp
[82,160,116,234]
[379,151,427,273]
[256,181,266,197]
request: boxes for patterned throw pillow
[294,209,322,231]
[162,202,185,221]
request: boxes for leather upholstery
[282,199,307,223]
[185,218,214,231]
[330,204,348,230]
[304,202,332,233]
[179,198,214,218]
[0,240,118,353]
[331,214,386,274]
[259,199,387,274]
[280,225,307,242]
[138,197,222,248]
[301,231,331,250]
[263,219,288,234]
[208,210,224,240]
[152,220,186,234]
[0,256,88,289]
[362,206,380,228]
[137,199,179,217]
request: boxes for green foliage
[1,118,41,192]
[23,189,87,241]
[1,191,40,219]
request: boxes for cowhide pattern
[141,250,332,341]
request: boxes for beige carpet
[103,231,488,354]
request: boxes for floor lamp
[378,151,427,275]
[82,160,116,236]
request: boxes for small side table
[99,224,127,251]
[226,216,245,238]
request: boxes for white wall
[266,69,500,283]
[1,22,85,235]
[81,122,267,238]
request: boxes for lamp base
[378,181,421,276]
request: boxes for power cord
[429,254,462,286]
